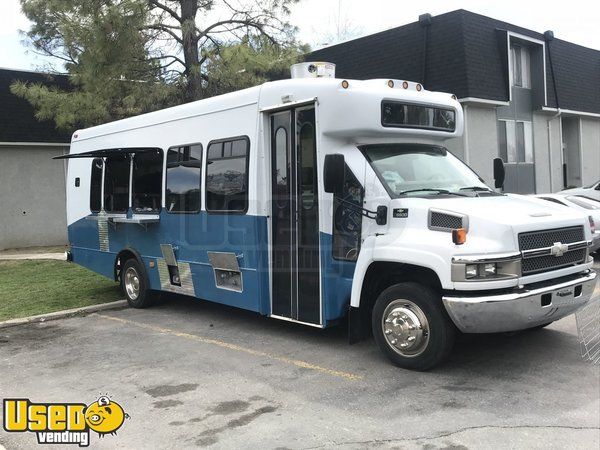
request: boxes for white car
[560,180,600,202]
[534,193,600,253]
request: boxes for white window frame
[506,32,547,104]
[499,119,534,164]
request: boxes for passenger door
[270,106,321,325]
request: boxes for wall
[463,104,499,186]
[580,117,600,187]
[532,112,562,193]
[0,145,68,250]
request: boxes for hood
[416,193,588,230]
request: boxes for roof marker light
[451,94,457,100]
[402,81,409,89]
[416,83,422,91]
[341,80,349,89]
[387,80,395,88]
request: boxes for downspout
[419,13,432,86]
[544,30,562,192]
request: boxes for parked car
[560,180,600,202]
[533,193,600,253]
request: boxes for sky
[1,0,599,72]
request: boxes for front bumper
[442,270,597,333]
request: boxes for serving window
[205,137,249,213]
[165,144,203,213]
[133,150,163,213]
[103,154,130,213]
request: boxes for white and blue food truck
[59,62,597,370]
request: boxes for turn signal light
[452,228,467,245]
[589,216,596,233]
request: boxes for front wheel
[372,283,456,371]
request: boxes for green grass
[0,260,122,321]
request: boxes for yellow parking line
[96,313,362,381]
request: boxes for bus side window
[90,158,103,213]
[205,137,249,214]
[332,164,365,261]
[103,154,130,213]
[133,150,163,213]
[165,143,202,213]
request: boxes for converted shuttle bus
[60,62,597,370]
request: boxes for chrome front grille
[518,226,584,250]
[519,226,587,276]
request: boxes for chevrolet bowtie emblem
[550,242,569,257]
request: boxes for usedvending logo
[3,395,129,447]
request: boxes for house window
[103,155,130,213]
[511,44,531,88]
[90,158,103,213]
[333,164,364,261]
[205,137,249,213]
[165,144,202,213]
[132,150,163,213]
[498,120,533,163]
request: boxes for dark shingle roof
[308,9,600,114]
[0,68,71,143]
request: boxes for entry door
[270,107,320,324]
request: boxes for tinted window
[206,137,249,213]
[103,155,130,213]
[133,150,163,213]
[333,164,364,261]
[382,101,455,131]
[166,144,202,213]
[299,123,316,210]
[90,158,103,213]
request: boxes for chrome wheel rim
[124,267,140,300]
[382,299,430,357]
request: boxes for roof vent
[291,62,336,79]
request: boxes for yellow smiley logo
[84,396,128,436]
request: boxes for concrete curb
[0,253,67,261]
[0,300,128,329]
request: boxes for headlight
[451,254,521,282]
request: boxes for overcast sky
[1,0,599,72]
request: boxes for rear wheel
[121,258,155,308]
[372,282,456,371]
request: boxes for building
[0,68,71,250]
[308,9,600,194]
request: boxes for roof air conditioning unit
[291,62,336,79]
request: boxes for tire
[372,282,456,371]
[527,322,553,331]
[120,258,155,308]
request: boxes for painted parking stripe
[96,314,362,381]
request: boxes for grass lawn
[0,260,122,321]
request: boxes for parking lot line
[96,313,363,381]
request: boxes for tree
[145,0,301,101]
[13,0,176,130]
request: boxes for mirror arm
[335,197,381,221]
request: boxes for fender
[113,247,146,282]
[349,236,451,309]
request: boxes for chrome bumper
[443,270,597,333]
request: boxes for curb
[0,300,128,329]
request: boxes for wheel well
[355,262,442,338]
[114,248,142,282]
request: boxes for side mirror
[493,157,505,189]
[323,154,345,194]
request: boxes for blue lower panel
[320,233,356,325]
[68,212,270,314]
[68,214,355,325]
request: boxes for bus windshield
[362,144,493,198]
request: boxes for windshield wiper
[459,186,494,192]
[397,188,468,197]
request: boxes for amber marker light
[341,80,349,89]
[402,81,409,89]
[387,80,395,88]
[452,228,467,245]
[416,83,422,91]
